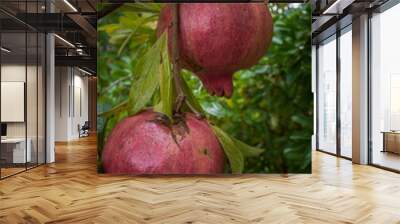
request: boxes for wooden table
[382,131,400,154]
[0,138,31,165]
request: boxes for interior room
[0,0,97,179]
[370,3,400,171]
[54,66,92,141]
[313,0,400,172]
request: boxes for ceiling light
[54,34,75,48]
[63,0,78,12]
[76,48,85,55]
[322,0,341,14]
[322,0,354,15]
[1,47,11,53]
[78,67,92,76]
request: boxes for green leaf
[181,76,205,114]
[117,15,158,56]
[128,32,167,115]
[97,116,108,159]
[97,116,107,173]
[118,32,134,56]
[154,33,174,118]
[211,125,244,174]
[98,100,128,118]
[232,137,264,158]
[98,24,120,33]
[122,3,162,14]
[291,114,310,128]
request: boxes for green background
[97,3,312,173]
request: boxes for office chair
[79,121,90,138]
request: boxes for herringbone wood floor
[0,135,400,224]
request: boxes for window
[317,35,337,154]
[339,27,352,158]
[370,3,400,171]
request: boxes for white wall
[1,64,46,164]
[46,32,56,163]
[1,65,26,138]
[1,65,41,138]
[55,67,89,141]
[55,67,69,141]
[71,73,89,138]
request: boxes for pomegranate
[102,110,225,174]
[157,3,273,97]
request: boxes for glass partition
[1,30,28,177]
[0,1,46,179]
[339,27,352,158]
[317,35,337,154]
[370,4,400,171]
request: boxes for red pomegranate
[102,110,225,174]
[157,3,273,97]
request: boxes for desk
[1,138,31,163]
[382,131,400,154]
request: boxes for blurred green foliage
[97,3,312,173]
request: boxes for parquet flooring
[1,167,26,178]
[0,135,400,223]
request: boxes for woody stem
[171,3,185,114]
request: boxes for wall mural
[97,3,312,174]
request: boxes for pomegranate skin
[157,3,273,97]
[102,110,225,174]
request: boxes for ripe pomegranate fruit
[102,110,225,174]
[157,3,273,97]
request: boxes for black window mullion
[0,24,2,179]
[25,0,28,171]
[44,23,47,164]
[367,11,373,165]
[73,68,75,118]
[36,0,39,167]
[316,44,319,151]
[336,28,341,157]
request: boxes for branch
[170,4,203,118]
[171,3,185,113]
